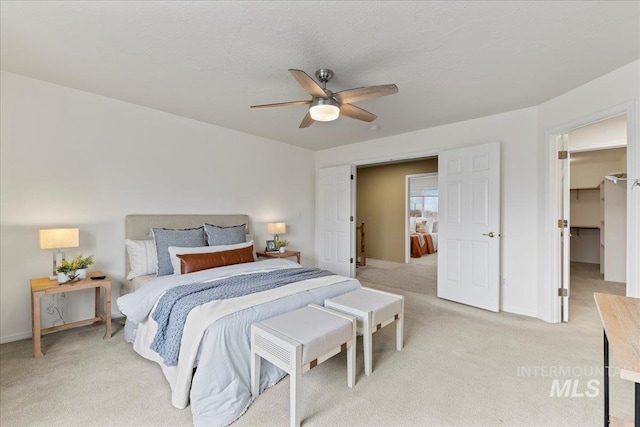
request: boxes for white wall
[317,107,540,317]
[569,189,600,264]
[567,114,627,152]
[569,228,600,264]
[537,60,640,321]
[0,71,316,343]
[570,157,626,189]
[604,180,627,283]
[570,189,600,227]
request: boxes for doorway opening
[560,114,629,322]
[406,173,439,263]
[354,157,438,296]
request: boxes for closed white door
[317,165,354,277]
[437,142,501,312]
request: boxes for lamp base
[52,249,65,280]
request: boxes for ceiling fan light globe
[310,104,340,121]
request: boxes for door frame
[351,149,440,271]
[404,172,439,263]
[542,101,638,323]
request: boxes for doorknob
[482,232,498,238]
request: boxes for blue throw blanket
[150,267,333,366]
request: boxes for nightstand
[30,271,111,357]
[256,250,301,264]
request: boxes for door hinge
[350,216,354,222]
[558,151,568,159]
[350,174,354,180]
[350,258,354,264]
[558,288,568,297]
[558,219,568,228]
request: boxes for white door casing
[317,165,354,277]
[558,135,570,322]
[437,142,501,312]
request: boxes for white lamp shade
[267,222,286,235]
[309,104,340,122]
[39,228,79,249]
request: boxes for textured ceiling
[2,1,639,151]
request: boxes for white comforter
[117,259,360,426]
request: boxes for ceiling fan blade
[299,111,315,128]
[250,100,311,109]
[333,84,398,104]
[339,103,377,122]
[289,69,327,98]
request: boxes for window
[410,188,438,217]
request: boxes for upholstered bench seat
[325,287,404,376]
[251,304,356,427]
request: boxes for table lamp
[267,222,286,242]
[39,228,79,280]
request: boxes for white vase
[57,272,71,284]
[76,268,88,279]
[279,247,286,253]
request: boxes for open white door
[437,142,501,312]
[317,165,354,277]
[558,134,570,322]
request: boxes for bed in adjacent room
[409,215,438,258]
[117,214,360,427]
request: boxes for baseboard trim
[0,315,125,344]
[0,331,32,344]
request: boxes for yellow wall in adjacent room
[356,158,438,263]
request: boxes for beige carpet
[1,260,634,426]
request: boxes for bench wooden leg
[396,313,404,351]
[347,323,356,388]
[251,349,261,399]
[291,345,302,427]
[363,312,373,376]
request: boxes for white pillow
[409,217,417,233]
[425,218,434,233]
[125,239,158,280]
[168,240,255,275]
[245,234,258,261]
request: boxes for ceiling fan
[250,69,398,128]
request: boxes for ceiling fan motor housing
[315,68,334,86]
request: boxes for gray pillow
[204,223,246,246]
[152,227,206,276]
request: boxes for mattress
[121,274,156,296]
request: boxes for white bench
[250,304,356,427]
[325,287,404,376]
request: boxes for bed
[410,232,435,257]
[116,214,360,427]
[409,216,438,258]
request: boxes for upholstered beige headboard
[124,214,250,277]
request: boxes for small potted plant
[74,254,94,279]
[276,239,289,253]
[56,258,78,284]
